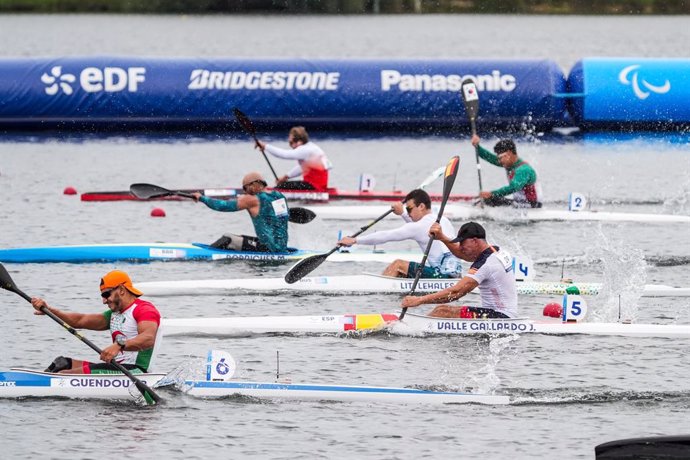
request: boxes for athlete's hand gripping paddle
[0,262,162,406]
[129,183,315,224]
[283,165,447,284]
[399,156,460,321]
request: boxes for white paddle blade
[419,166,445,189]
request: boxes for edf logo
[41,65,146,95]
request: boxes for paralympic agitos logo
[618,65,671,100]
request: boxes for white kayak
[305,204,690,224]
[0,368,506,405]
[161,312,690,339]
[136,274,690,298]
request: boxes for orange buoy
[150,207,166,217]
[542,303,562,318]
[63,186,77,195]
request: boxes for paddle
[461,78,483,203]
[283,165,447,284]
[233,107,280,182]
[398,156,460,321]
[129,183,316,224]
[0,263,161,405]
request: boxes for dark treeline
[0,0,688,14]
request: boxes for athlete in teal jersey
[193,172,289,253]
[472,136,541,208]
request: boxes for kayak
[80,187,474,203]
[161,312,690,339]
[0,368,506,405]
[0,243,418,264]
[136,273,690,298]
[304,204,690,224]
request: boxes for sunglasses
[242,180,266,192]
[405,204,415,214]
[101,287,118,299]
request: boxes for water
[1,14,690,460]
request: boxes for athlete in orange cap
[31,270,161,374]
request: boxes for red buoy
[543,303,562,318]
[150,207,166,217]
[63,186,77,195]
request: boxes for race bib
[271,198,289,217]
[497,249,514,272]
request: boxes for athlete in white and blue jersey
[401,222,518,318]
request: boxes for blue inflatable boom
[0,57,687,131]
[0,57,567,131]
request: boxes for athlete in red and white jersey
[338,189,462,279]
[401,221,518,318]
[30,270,161,374]
[257,126,332,191]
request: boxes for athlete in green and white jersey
[472,135,541,208]
[193,172,289,253]
[31,270,161,374]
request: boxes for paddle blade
[440,156,461,205]
[461,78,480,135]
[130,183,172,200]
[233,108,256,136]
[135,381,161,405]
[0,263,22,297]
[288,207,316,224]
[419,166,445,190]
[400,155,460,321]
[284,254,329,284]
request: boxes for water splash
[587,226,647,323]
[464,334,520,394]
[154,356,208,392]
[662,177,690,214]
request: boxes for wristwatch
[115,335,127,350]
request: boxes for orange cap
[100,270,143,296]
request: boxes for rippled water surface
[1,13,689,460]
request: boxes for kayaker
[192,172,289,253]
[30,270,161,374]
[471,135,542,208]
[337,189,462,279]
[401,221,518,319]
[256,126,332,191]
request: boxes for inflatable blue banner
[0,57,567,130]
[568,58,690,129]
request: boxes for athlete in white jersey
[257,126,331,191]
[338,189,462,279]
[401,221,518,318]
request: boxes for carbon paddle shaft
[233,108,280,181]
[399,156,460,320]
[284,166,447,283]
[0,265,161,404]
